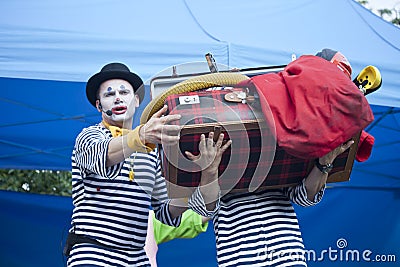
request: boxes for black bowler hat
[86,62,144,107]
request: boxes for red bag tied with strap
[241,55,374,159]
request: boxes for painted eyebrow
[118,86,132,93]
[102,90,115,96]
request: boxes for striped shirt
[67,124,181,267]
[212,181,324,267]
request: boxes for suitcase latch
[225,90,255,104]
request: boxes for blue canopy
[0,0,399,266]
[0,0,399,172]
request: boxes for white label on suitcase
[179,95,200,105]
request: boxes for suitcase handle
[140,72,249,124]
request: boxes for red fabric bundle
[356,130,375,162]
[240,55,374,159]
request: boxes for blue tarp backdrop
[0,0,399,266]
[1,181,399,267]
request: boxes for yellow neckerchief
[101,120,131,137]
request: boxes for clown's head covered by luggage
[315,48,376,162]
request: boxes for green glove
[153,209,209,245]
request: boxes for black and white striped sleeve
[283,179,325,207]
[188,187,220,218]
[74,127,122,179]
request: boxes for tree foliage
[0,169,72,196]
[392,17,400,26]
[378,8,393,17]
[358,0,400,26]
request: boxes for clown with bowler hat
[64,62,230,266]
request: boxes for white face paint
[97,79,139,124]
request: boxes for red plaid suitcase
[161,88,360,198]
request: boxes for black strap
[63,232,132,256]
